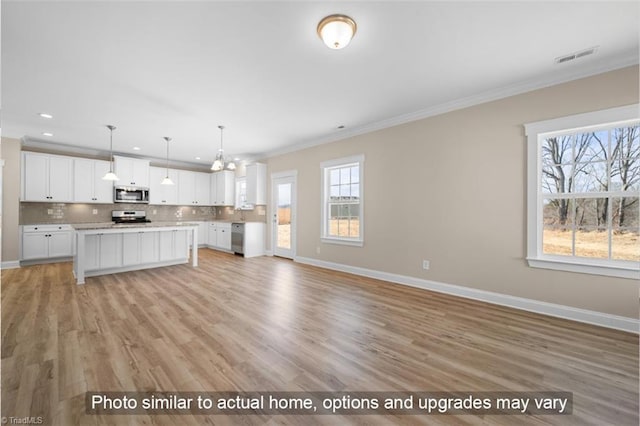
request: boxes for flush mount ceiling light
[161,137,174,185]
[317,14,357,49]
[211,125,236,171]
[38,113,53,119]
[102,125,119,181]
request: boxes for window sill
[527,256,639,280]
[321,237,363,247]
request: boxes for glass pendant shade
[102,125,119,181]
[226,161,236,171]
[102,171,119,181]
[317,15,357,49]
[211,156,224,171]
[161,176,174,185]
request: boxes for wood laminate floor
[1,249,638,425]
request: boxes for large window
[321,155,364,246]
[525,105,639,279]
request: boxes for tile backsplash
[20,203,267,225]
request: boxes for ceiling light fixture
[161,137,174,185]
[42,132,53,137]
[133,146,141,151]
[38,113,53,119]
[211,125,236,171]
[102,125,119,181]
[317,14,357,49]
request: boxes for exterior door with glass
[272,172,296,259]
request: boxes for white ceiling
[2,1,638,167]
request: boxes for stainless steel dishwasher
[231,223,245,254]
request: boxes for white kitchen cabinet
[74,225,197,284]
[114,156,150,187]
[206,221,232,251]
[140,232,160,264]
[149,167,179,205]
[246,163,267,205]
[210,171,235,206]
[195,172,211,205]
[207,222,219,248]
[243,222,265,258]
[99,234,123,269]
[21,224,73,261]
[122,233,141,266]
[84,233,123,271]
[123,231,160,265]
[73,158,113,203]
[22,152,74,202]
[178,170,210,205]
[217,223,232,250]
[159,229,188,261]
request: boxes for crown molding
[261,56,639,160]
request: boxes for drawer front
[23,224,73,233]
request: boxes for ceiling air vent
[555,46,599,64]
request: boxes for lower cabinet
[160,230,189,261]
[21,224,74,261]
[207,222,232,251]
[122,232,160,266]
[85,229,186,271]
[85,233,122,271]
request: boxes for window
[235,177,248,209]
[321,155,364,246]
[525,104,639,279]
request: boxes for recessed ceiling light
[234,157,240,161]
[38,113,53,119]
[42,132,53,137]
[195,156,201,160]
[133,146,141,151]
[337,125,345,129]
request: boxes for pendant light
[161,137,174,185]
[102,125,119,181]
[317,14,357,50]
[211,125,236,171]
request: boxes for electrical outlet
[192,209,196,214]
[422,260,430,270]
[153,210,157,215]
[258,210,266,216]
[47,209,53,215]
[92,209,98,215]
[316,246,321,254]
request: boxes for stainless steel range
[111,210,151,224]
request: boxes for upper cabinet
[73,158,113,203]
[22,152,73,202]
[246,163,267,205]
[114,156,150,187]
[149,167,178,205]
[210,170,235,206]
[178,170,210,205]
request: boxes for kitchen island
[72,222,198,285]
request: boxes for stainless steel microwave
[114,186,149,204]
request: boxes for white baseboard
[294,256,639,334]
[1,261,20,270]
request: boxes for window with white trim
[525,105,639,279]
[321,155,364,246]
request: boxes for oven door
[114,187,149,203]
